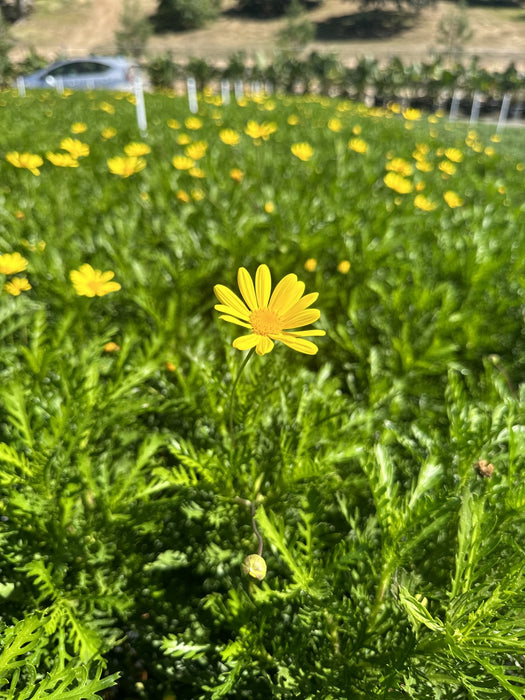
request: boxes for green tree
[154,0,221,31]
[435,0,473,57]
[238,0,312,18]
[115,0,152,58]
[276,0,315,55]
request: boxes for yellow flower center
[250,308,282,336]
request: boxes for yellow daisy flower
[242,554,267,580]
[46,152,79,168]
[287,114,299,125]
[439,160,456,175]
[185,116,202,130]
[444,191,464,208]
[383,172,412,194]
[98,101,115,114]
[0,252,28,275]
[348,138,368,154]
[172,155,195,170]
[176,190,191,202]
[291,142,314,161]
[337,260,351,274]
[214,264,326,356]
[6,152,43,175]
[71,122,87,133]
[444,147,463,163]
[107,155,146,177]
[185,141,208,160]
[304,258,317,272]
[177,134,191,145]
[189,167,205,178]
[245,121,277,140]
[219,129,240,146]
[4,277,31,296]
[402,108,421,121]
[386,158,413,176]
[264,201,275,213]
[60,138,89,158]
[352,125,362,135]
[104,341,120,352]
[101,127,117,140]
[327,118,342,132]
[414,194,437,212]
[70,263,121,297]
[124,142,151,156]
[230,168,244,182]
[167,119,180,129]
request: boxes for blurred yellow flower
[107,155,146,177]
[167,119,180,129]
[415,160,433,172]
[337,260,351,274]
[71,122,87,133]
[185,141,208,160]
[304,258,317,272]
[103,341,120,353]
[439,160,456,175]
[124,142,151,156]
[490,134,501,143]
[444,191,464,208]
[291,142,314,161]
[191,188,205,201]
[0,252,28,274]
[219,128,240,145]
[230,168,243,182]
[60,138,89,158]
[176,190,191,202]
[242,554,267,580]
[403,108,421,121]
[444,147,463,163]
[6,151,43,175]
[287,114,299,125]
[101,127,117,140]
[189,167,206,178]
[185,116,202,130]
[214,264,326,356]
[485,146,495,157]
[4,277,31,296]
[264,201,275,213]
[352,124,362,135]
[172,155,195,170]
[414,194,437,211]
[46,152,79,168]
[245,120,277,140]
[177,134,191,145]
[70,263,121,297]
[327,118,342,132]
[348,138,367,154]
[99,101,115,114]
[384,172,412,194]
[386,158,413,176]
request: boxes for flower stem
[228,347,255,447]
[251,500,264,556]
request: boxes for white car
[20,56,138,91]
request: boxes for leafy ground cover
[1,88,525,698]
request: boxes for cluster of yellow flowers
[0,252,31,296]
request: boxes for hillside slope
[9,0,525,69]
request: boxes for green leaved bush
[0,89,525,698]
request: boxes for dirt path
[10,0,525,70]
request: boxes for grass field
[1,87,525,698]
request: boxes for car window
[81,62,112,74]
[46,61,112,78]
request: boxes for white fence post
[234,80,244,102]
[221,79,230,105]
[187,77,198,113]
[469,91,481,125]
[16,76,25,97]
[134,74,148,137]
[449,89,460,121]
[497,92,511,133]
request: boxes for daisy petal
[283,308,320,330]
[214,284,251,317]
[214,303,251,321]
[255,264,271,308]
[100,271,116,282]
[256,335,274,355]
[237,267,258,310]
[279,336,319,355]
[269,274,304,314]
[280,292,319,325]
[233,334,259,351]
[218,314,252,328]
[288,329,326,337]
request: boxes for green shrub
[154,0,221,31]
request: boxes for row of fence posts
[15,73,523,137]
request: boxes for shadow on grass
[315,9,417,40]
